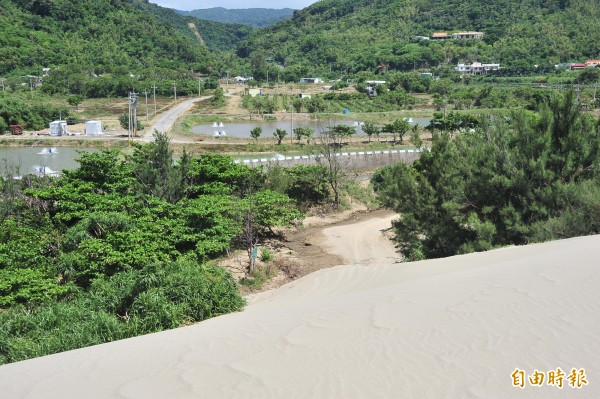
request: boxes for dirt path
[284,208,400,274]
[322,212,400,264]
[241,208,401,299]
[223,90,246,114]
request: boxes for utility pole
[128,91,138,143]
[152,83,157,115]
[128,93,132,143]
[143,90,149,121]
[173,83,177,101]
[0,77,5,92]
[198,76,202,97]
[290,101,294,144]
[133,94,137,137]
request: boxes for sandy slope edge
[1,235,599,399]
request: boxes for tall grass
[0,259,244,365]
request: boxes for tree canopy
[372,90,600,261]
[0,135,306,364]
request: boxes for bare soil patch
[217,204,398,296]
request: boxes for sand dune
[1,235,599,398]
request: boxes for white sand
[1,235,599,398]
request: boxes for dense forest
[128,1,251,51]
[237,0,600,78]
[177,7,294,28]
[0,0,249,77]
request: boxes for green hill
[0,0,249,77]
[236,0,600,77]
[128,1,251,50]
[177,7,294,28]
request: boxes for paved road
[143,96,210,141]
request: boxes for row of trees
[242,93,328,114]
[247,119,424,146]
[372,90,600,260]
[39,66,220,98]
[249,126,313,144]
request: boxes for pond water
[0,147,96,177]
[191,117,431,138]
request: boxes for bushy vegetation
[0,94,70,133]
[0,259,242,364]
[265,164,330,209]
[372,90,600,260]
[0,133,306,364]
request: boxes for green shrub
[239,266,272,290]
[259,247,273,263]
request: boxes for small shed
[9,124,25,135]
[85,120,103,136]
[49,120,67,136]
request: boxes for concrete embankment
[235,148,422,171]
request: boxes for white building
[452,32,484,40]
[49,120,68,136]
[456,62,500,74]
[85,120,103,136]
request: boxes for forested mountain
[0,0,249,77]
[236,0,600,76]
[127,1,250,50]
[177,7,294,28]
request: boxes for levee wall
[234,149,422,171]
